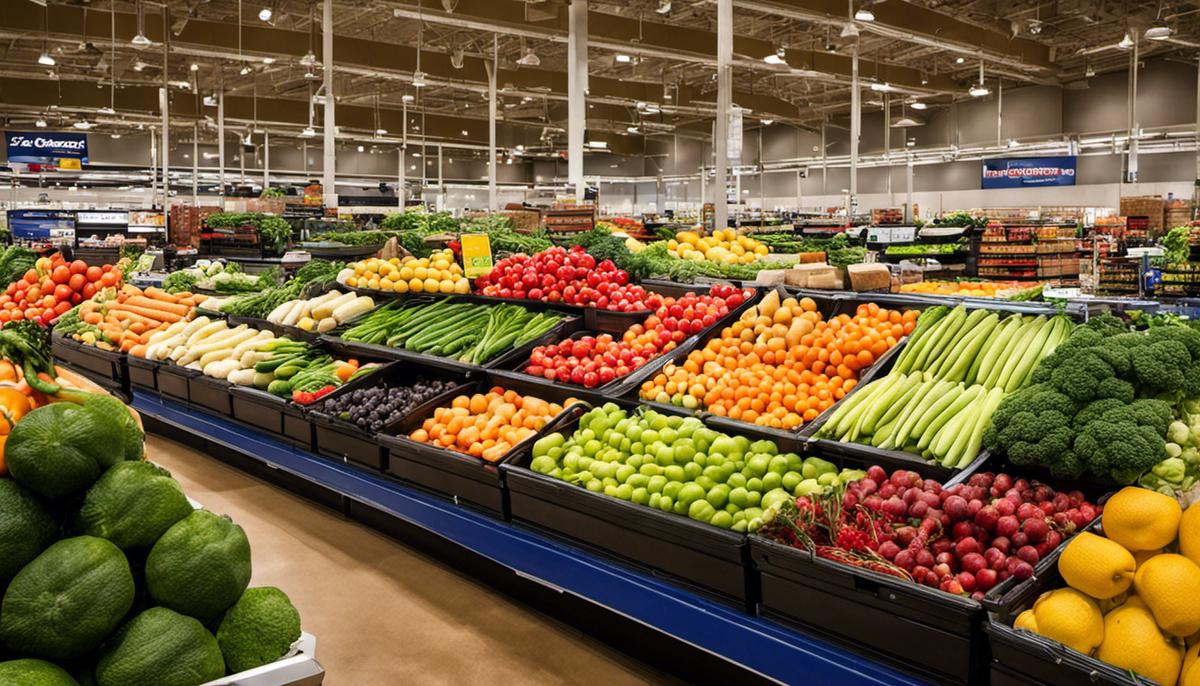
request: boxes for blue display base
[132,391,926,686]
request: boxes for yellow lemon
[1030,588,1105,655]
[1098,601,1184,685]
[1179,503,1200,567]
[408,278,424,293]
[345,276,359,288]
[1136,554,1200,636]
[423,278,440,292]
[399,266,414,281]
[453,279,470,294]
[1058,532,1136,599]
[393,279,409,294]
[1014,609,1038,633]
[414,266,429,281]
[366,278,380,290]
[438,280,455,294]
[1102,487,1181,551]
[1184,642,1200,686]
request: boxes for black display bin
[186,373,234,417]
[228,386,314,449]
[379,372,585,518]
[305,361,473,472]
[155,362,199,404]
[127,355,158,392]
[51,334,128,390]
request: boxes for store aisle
[147,435,671,686]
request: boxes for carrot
[108,310,163,327]
[192,294,208,304]
[177,297,196,308]
[129,344,148,358]
[125,296,190,317]
[83,311,104,325]
[119,338,135,352]
[144,287,181,303]
[108,303,183,323]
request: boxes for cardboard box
[785,263,845,289]
[809,270,845,289]
[749,269,788,286]
[846,263,892,292]
[799,251,827,264]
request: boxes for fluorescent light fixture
[656,0,671,13]
[764,48,787,65]
[1145,23,1171,40]
[133,62,146,72]
[515,144,524,152]
[37,52,55,66]
[840,23,859,38]
[401,94,414,103]
[586,140,608,149]
[169,80,191,89]
[854,7,875,21]
[760,119,774,126]
[263,57,276,65]
[299,126,316,138]
[203,94,217,106]
[516,49,540,66]
[969,84,990,97]
[412,71,427,87]
[1007,138,1019,148]
[461,129,470,136]
[1085,63,1096,77]
[131,33,151,48]
[110,133,121,139]
[35,118,46,128]
[375,128,388,136]
[955,56,965,64]
[1118,31,1134,49]
[190,62,200,72]
[626,125,640,133]
[870,82,891,92]
[910,101,927,110]
[357,145,365,152]
[98,106,116,115]
[73,120,94,130]
[906,139,915,147]
[615,53,633,63]
[300,51,316,66]
[413,152,422,158]
[258,7,273,22]
[506,157,513,165]
[239,66,252,75]
[303,69,319,80]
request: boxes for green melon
[77,462,192,550]
[0,659,78,686]
[0,536,135,659]
[94,607,224,686]
[0,479,57,583]
[145,510,251,622]
[217,587,302,672]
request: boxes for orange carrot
[119,338,135,352]
[108,303,183,323]
[108,310,163,327]
[125,295,190,317]
[129,344,148,357]
[144,287,182,303]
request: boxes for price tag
[461,234,493,278]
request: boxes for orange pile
[408,387,574,462]
[640,291,916,429]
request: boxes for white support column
[1127,35,1139,183]
[996,81,1003,149]
[191,124,198,206]
[398,147,406,208]
[849,46,859,222]
[906,156,914,224]
[160,87,169,208]
[488,36,498,210]
[150,126,158,203]
[217,85,225,204]
[263,130,270,189]
[322,0,337,209]
[568,1,588,201]
[883,93,890,199]
[437,144,444,212]
[714,0,732,230]
[401,101,408,207]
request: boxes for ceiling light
[761,119,774,126]
[854,7,875,21]
[375,128,387,136]
[1007,138,1019,148]
[955,56,965,64]
[764,48,787,65]
[1145,22,1172,41]
[73,120,94,130]
[586,140,608,149]
[450,49,464,69]
[1085,63,1095,77]
[300,51,316,66]
[412,71,427,87]
[656,0,672,13]
[515,145,524,152]
[170,80,191,89]
[35,118,46,128]
[840,23,859,38]
[461,129,470,136]
[906,139,915,147]
[969,84,990,97]
[37,52,55,66]
[258,7,273,22]
[516,49,540,67]
[203,94,217,106]
[240,66,252,75]
[1118,31,1134,49]
[97,106,115,115]
[357,145,364,152]
[299,126,316,138]
[133,62,146,72]
[506,157,513,165]
[110,133,121,139]
[870,82,891,92]
[303,69,319,80]
[627,125,639,133]
[413,152,421,158]
[131,33,151,48]
[910,101,927,110]
[615,53,633,64]
[263,57,276,65]
[401,94,414,103]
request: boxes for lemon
[414,266,429,280]
[398,267,414,281]
[1185,642,1200,686]
[345,276,359,288]
[1136,554,1200,636]
[366,278,380,290]
[377,279,394,292]
[1058,532,1136,599]
[1098,600,1184,685]
[1180,503,1200,567]
[1102,487,1181,551]
[1014,609,1038,633]
[423,278,440,292]
[438,280,455,294]
[393,279,409,294]
[1029,588,1104,654]
[453,279,470,294]
[409,278,424,293]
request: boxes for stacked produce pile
[1011,487,1200,685]
[219,260,344,320]
[319,377,459,433]
[0,384,302,684]
[55,286,204,353]
[753,232,867,269]
[641,292,914,430]
[265,289,374,333]
[885,243,966,256]
[408,387,574,463]
[476,245,661,312]
[0,255,121,327]
[162,259,275,295]
[986,314,1200,488]
[456,215,551,255]
[524,285,751,388]
[337,298,565,366]
[665,229,770,265]
[759,467,1101,597]
[817,306,1072,468]
[338,249,469,295]
[528,404,864,532]
[899,280,1045,298]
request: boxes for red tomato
[68,273,86,292]
[100,272,117,288]
[22,270,37,285]
[69,260,87,275]
[0,311,10,323]
[11,310,24,321]
[54,301,72,315]
[101,264,113,273]
[53,284,71,302]
[40,277,53,292]
[25,287,40,302]
[50,265,70,285]
[41,295,55,309]
[82,283,96,299]
[85,266,102,282]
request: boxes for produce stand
[205,633,323,686]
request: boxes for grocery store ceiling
[0,0,1196,154]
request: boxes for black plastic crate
[127,355,158,392]
[51,334,126,387]
[155,363,198,403]
[379,371,584,518]
[750,536,985,685]
[187,374,233,417]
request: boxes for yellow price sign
[57,158,82,170]
[460,234,494,278]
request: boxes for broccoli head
[1130,339,1191,395]
[1057,327,1105,354]
[989,383,1077,434]
[1148,325,1200,361]
[1084,312,1130,338]
[1049,351,1117,403]
[1048,451,1086,480]
[1073,398,1128,429]
[1184,365,1200,399]
[1109,332,1150,349]
[1093,344,1134,377]
[1073,420,1165,484]
[988,410,1076,469]
[1094,377,1136,404]
[1125,398,1175,435]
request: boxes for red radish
[1016,546,1040,565]
[961,553,987,575]
[975,568,998,591]
[996,516,1019,538]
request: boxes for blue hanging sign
[5,131,89,170]
[981,156,1076,189]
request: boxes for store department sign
[982,156,1076,189]
[5,131,89,170]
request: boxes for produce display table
[131,391,925,686]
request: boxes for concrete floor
[148,435,670,686]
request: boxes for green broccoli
[1130,340,1191,395]
[1124,398,1175,435]
[986,410,1076,470]
[1084,312,1129,337]
[1073,420,1165,484]
[1148,325,1200,360]
[1094,377,1135,403]
[1109,332,1150,349]
[989,384,1077,432]
[1048,351,1117,403]
[1092,344,1134,377]
[1073,398,1128,429]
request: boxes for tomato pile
[0,255,121,326]
[476,246,663,312]
[525,286,752,388]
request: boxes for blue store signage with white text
[5,131,89,170]
[981,156,1076,189]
